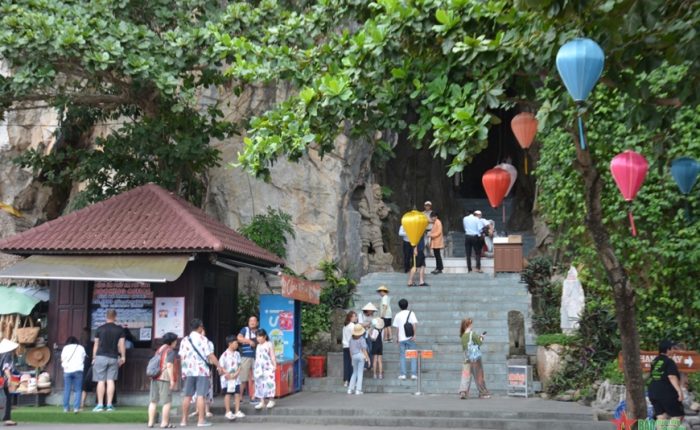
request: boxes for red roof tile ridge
[147,185,225,252]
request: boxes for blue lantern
[670,157,700,195]
[556,38,605,150]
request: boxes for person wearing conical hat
[0,338,19,426]
[358,303,378,372]
[347,324,370,395]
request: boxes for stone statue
[358,183,389,256]
[560,266,585,333]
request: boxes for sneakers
[398,375,406,380]
[355,391,364,395]
[249,398,260,405]
[225,411,236,421]
[431,270,442,274]
[234,411,246,418]
[347,389,353,394]
[197,422,212,427]
[92,405,104,412]
[410,375,417,380]
[254,402,264,410]
[266,401,275,409]
[106,405,115,412]
[343,381,348,387]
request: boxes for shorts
[183,376,210,398]
[92,356,119,382]
[225,384,240,395]
[650,397,684,417]
[239,357,254,383]
[414,252,426,268]
[383,318,392,328]
[149,380,172,405]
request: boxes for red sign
[280,274,321,304]
[619,350,700,373]
[405,350,418,359]
[421,350,434,359]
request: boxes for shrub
[521,256,561,334]
[240,207,295,258]
[602,359,625,385]
[536,333,575,347]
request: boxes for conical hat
[0,339,19,354]
[361,302,377,312]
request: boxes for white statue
[560,266,585,333]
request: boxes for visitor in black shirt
[648,340,684,421]
[92,309,126,412]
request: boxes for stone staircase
[304,271,534,395]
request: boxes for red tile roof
[0,184,284,266]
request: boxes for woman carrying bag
[0,339,19,426]
[458,318,491,399]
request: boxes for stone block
[327,352,343,378]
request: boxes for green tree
[240,207,295,259]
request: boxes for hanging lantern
[401,210,428,247]
[482,168,511,211]
[610,150,649,236]
[670,157,700,222]
[511,112,538,174]
[556,38,605,150]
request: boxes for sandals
[419,282,429,287]
[407,283,416,287]
[160,425,177,429]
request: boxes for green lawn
[13,406,147,423]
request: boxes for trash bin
[307,355,326,377]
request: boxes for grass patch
[13,405,147,423]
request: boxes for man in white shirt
[391,299,418,380]
[462,210,487,272]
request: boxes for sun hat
[361,302,378,312]
[424,201,432,206]
[37,372,51,389]
[26,346,51,368]
[352,325,366,336]
[376,285,389,293]
[372,318,385,330]
[0,339,19,354]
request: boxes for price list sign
[91,282,154,341]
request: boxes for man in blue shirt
[237,316,259,404]
[463,210,487,272]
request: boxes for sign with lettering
[280,274,321,305]
[507,366,528,386]
[91,282,153,341]
[618,350,700,373]
[154,297,185,338]
[421,350,434,359]
[405,349,418,359]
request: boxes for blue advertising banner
[260,295,296,362]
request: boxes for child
[253,329,277,409]
[347,324,370,395]
[370,318,385,379]
[377,285,392,342]
[220,335,245,421]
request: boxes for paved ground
[13,425,455,430]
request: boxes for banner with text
[91,282,154,341]
[280,274,321,304]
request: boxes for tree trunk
[573,134,646,420]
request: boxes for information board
[91,282,154,341]
[154,297,185,338]
[259,295,296,361]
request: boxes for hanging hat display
[26,346,51,368]
[37,372,51,389]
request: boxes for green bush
[235,293,259,332]
[536,333,575,346]
[689,372,700,394]
[240,207,295,258]
[602,359,625,385]
[521,256,561,334]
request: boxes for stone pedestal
[327,352,343,378]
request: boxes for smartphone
[482,331,487,336]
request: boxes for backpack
[466,332,482,362]
[146,345,169,378]
[403,311,414,338]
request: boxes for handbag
[466,332,482,362]
[403,311,414,338]
[16,317,40,345]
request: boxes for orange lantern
[400,210,428,247]
[482,168,511,209]
[511,112,538,174]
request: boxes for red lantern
[511,112,538,174]
[610,150,649,236]
[482,168,511,210]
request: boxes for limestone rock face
[592,379,626,412]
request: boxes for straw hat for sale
[26,346,51,368]
[361,302,378,312]
[352,324,366,336]
[371,318,385,330]
[376,285,389,293]
[37,372,51,389]
[0,339,19,354]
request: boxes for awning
[0,255,190,283]
[0,287,43,315]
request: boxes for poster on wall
[259,295,295,361]
[91,282,154,341]
[154,297,185,338]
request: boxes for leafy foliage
[235,292,260,333]
[536,333,575,347]
[602,359,625,385]
[521,256,561,334]
[240,207,295,259]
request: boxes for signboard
[280,274,321,305]
[260,295,295,361]
[154,297,185,338]
[420,350,434,359]
[507,365,532,398]
[618,350,700,373]
[91,282,153,341]
[405,350,418,359]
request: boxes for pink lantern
[610,150,649,236]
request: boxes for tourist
[237,316,259,404]
[407,237,428,286]
[147,332,178,429]
[61,336,86,413]
[648,340,684,422]
[92,309,126,412]
[0,338,19,426]
[482,219,495,257]
[392,299,418,380]
[342,311,357,387]
[253,328,277,410]
[463,210,487,273]
[189,329,215,420]
[429,211,444,274]
[347,324,370,395]
[179,319,225,428]
[399,225,412,273]
[370,318,385,380]
[220,335,245,421]
[422,201,434,256]
[359,302,378,368]
[459,318,491,399]
[377,285,393,342]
